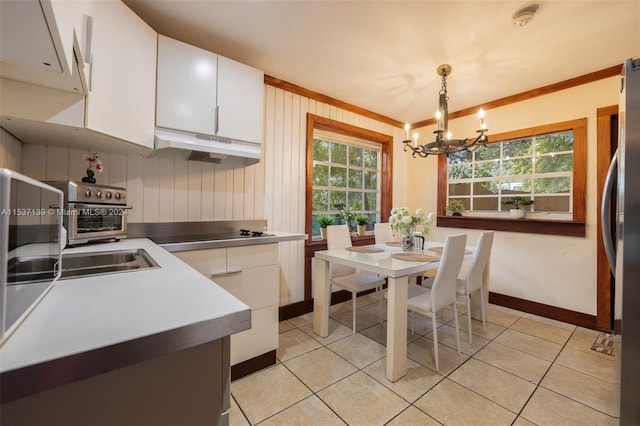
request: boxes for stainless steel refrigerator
[602,57,640,424]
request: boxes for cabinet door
[173,248,227,277]
[157,35,217,136]
[216,55,264,144]
[85,0,156,148]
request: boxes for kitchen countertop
[155,231,308,252]
[0,238,252,403]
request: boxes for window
[306,114,392,240]
[438,118,586,236]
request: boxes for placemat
[392,253,439,262]
[385,242,401,247]
[428,246,472,255]
[345,246,385,253]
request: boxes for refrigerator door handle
[601,148,618,273]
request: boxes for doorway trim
[596,104,618,331]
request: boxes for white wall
[0,127,22,170]
[263,85,407,304]
[406,77,620,316]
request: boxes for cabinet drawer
[173,248,227,276]
[230,305,278,366]
[213,265,278,309]
[227,243,278,270]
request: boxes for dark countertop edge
[159,233,308,252]
[0,308,250,404]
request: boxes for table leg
[386,275,408,382]
[312,258,331,338]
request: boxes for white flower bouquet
[389,207,435,237]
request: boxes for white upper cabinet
[156,35,264,145]
[86,0,156,148]
[217,55,264,144]
[156,35,218,136]
[0,0,91,93]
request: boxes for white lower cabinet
[174,243,279,366]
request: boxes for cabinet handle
[208,269,241,278]
[214,105,219,134]
[89,54,94,92]
[83,15,93,64]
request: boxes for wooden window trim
[305,113,393,243]
[437,118,587,237]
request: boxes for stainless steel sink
[7,249,160,284]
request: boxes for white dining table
[312,241,480,382]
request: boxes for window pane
[348,192,363,210]
[536,153,573,173]
[503,138,532,158]
[349,146,363,167]
[449,163,472,180]
[330,166,347,187]
[364,171,378,190]
[475,161,499,178]
[312,190,329,211]
[536,132,573,153]
[313,164,329,186]
[475,144,500,161]
[533,195,570,212]
[364,192,378,211]
[449,150,472,163]
[475,181,499,195]
[501,179,531,194]
[348,169,363,189]
[331,143,347,164]
[534,177,571,194]
[314,139,329,161]
[364,149,378,168]
[330,191,346,211]
[503,158,533,176]
[449,183,470,196]
[474,197,498,210]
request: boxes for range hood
[152,128,261,166]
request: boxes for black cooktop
[150,230,274,245]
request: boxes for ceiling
[123,1,640,124]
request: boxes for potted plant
[502,196,534,219]
[355,214,370,236]
[316,215,335,239]
[341,206,357,233]
[446,200,465,216]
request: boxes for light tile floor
[230,293,619,425]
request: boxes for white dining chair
[422,231,494,344]
[374,222,396,244]
[456,231,493,344]
[326,225,385,334]
[407,233,467,372]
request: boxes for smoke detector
[511,4,539,27]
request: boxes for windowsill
[437,215,585,237]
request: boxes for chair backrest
[465,231,494,293]
[430,233,467,311]
[326,224,356,278]
[374,222,395,244]
[326,224,352,250]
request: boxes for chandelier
[403,64,489,158]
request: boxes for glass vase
[400,227,415,251]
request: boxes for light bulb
[404,123,410,140]
[413,132,419,148]
[446,131,452,140]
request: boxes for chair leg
[378,285,383,324]
[453,302,461,354]
[431,312,439,372]
[479,289,487,332]
[466,294,473,344]
[352,292,357,335]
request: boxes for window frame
[437,118,587,237]
[306,114,393,241]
